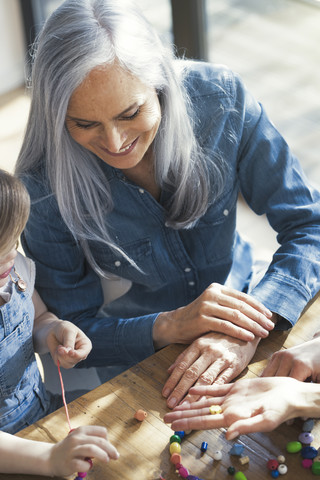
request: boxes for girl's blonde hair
[0,169,30,256]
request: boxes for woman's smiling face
[66,64,161,171]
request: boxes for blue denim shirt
[21,61,320,368]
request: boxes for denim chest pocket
[94,238,166,290]
[194,186,238,263]
[0,314,34,396]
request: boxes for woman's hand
[162,332,260,408]
[153,283,273,349]
[46,320,92,368]
[262,336,320,382]
[164,377,307,439]
[49,426,119,477]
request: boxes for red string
[57,360,72,432]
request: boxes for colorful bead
[170,453,182,465]
[298,432,314,444]
[186,476,203,480]
[301,446,318,459]
[278,464,288,475]
[312,461,320,476]
[267,459,279,471]
[227,466,236,475]
[200,441,208,452]
[271,471,279,478]
[234,472,247,480]
[239,456,249,465]
[302,419,315,432]
[302,458,313,469]
[175,431,185,439]
[85,458,93,470]
[212,450,222,460]
[77,473,87,478]
[170,434,182,444]
[134,409,147,421]
[229,444,244,456]
[178,466,189,478]
[169,442,181,455]
[209,405,222,415]
[277,455,285,464]
[286,441,302,453]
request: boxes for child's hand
[47,320,92,368]
[48,426,119,477]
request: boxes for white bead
[278,464,288,474]
[277,455,286,464]
[212,450,222,461]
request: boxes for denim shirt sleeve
[21,176,157,367]
[230,71,320,327]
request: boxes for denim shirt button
[188,281,195,286]
[139,188,145,194]
[114,260,121,267]
[223,209,229,216]
[184,267,191,273]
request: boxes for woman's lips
[99,137,138,157]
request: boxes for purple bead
[298,432,314,444]
[77,473,87,478]
[186,476,201,480]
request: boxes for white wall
[0,0,26,96]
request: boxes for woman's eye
[75,122,96,129]
[122,107,140,121]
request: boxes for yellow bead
[209,405,222,415]
[169,442,182,455]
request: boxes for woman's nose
[101,124,126,153]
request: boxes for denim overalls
[0,254,53,434]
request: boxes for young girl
[0,169,119,475]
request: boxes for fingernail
[265,309,272,317]
[168,397,177,409]
[227,430,239,440]
[163,388,170,398]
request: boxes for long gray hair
[15,0,226,275]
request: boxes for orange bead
[134,409,147,421]
[170,453,182,465]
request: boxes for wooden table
[4,295,320,480]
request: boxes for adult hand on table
[163,377,307,439]
[162,332,260,408]
[261,335,320,383]
[153,282,274,350]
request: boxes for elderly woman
[16,0,320,409]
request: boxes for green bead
[286,441,302,453]
[170,434,181,444]
[234,472,247,480]
[312,461,320,475]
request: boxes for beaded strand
[57,361,92,480]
